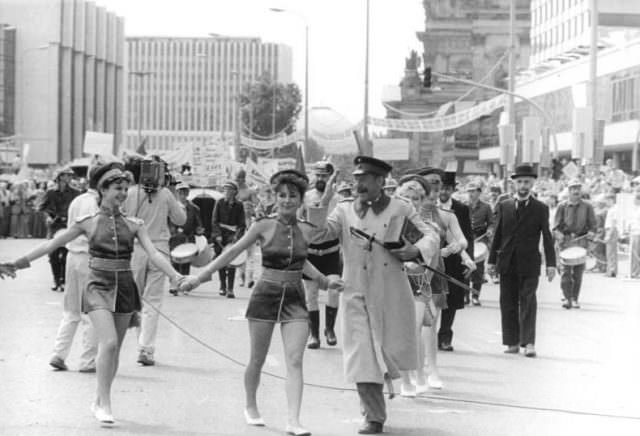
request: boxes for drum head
[195,235,208,252]
[474,242,488,262]
[560,246,587,265]
[171,243,197,264]
[223,244,247,267]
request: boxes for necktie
[516,199,526,220]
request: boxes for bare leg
[280,320,309,428]
[245,320,275,419]
[424,303,443,387]
[87,310,118,415]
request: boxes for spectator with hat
[553,178,597,309]
[437,171,475,351]
[466,182,494,306]
[211,180,246,298]
[39,166,80,292]
[488,164,556,357]
[305,155,439,435]
[301,160,342,349]
[383,177,398,196]
[336,182,353,201]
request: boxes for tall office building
[124,36,293,151]
[0,0,125,165]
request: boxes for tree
[239,72,302,138]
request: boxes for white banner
[368,95,505,132]
[84,131,114,156]
[373,138,410,161]
[191,143,233,187]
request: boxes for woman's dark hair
[270,170,309,199]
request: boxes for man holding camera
[123,158,186,366]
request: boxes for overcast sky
[98,0,425,123]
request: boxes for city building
[124,36,292,151]
[0,0,125,166]
[0,24,16,168]
[479,1,640,172]
[384,0,531,173]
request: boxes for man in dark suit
[437,171,474,352]
[488,165,556,358]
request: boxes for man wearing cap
[301,161,342,349]
[211,180,246,298]
[466,182,494,306]
[437,171,474,351]
[337,182,353,201]
[168,182,204,295]
[123,158,187,366]
[383,177,398,197]
[40,167,80,292]
[308,156,439,435]
[488,165,556,358]
[554,179,597,309]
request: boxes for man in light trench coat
[309,156,439,434]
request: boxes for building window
[611,75,640,122]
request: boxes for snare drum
[223,244,247,268]
[170,243,198,264]
[191,235,214,267]
[559,246,587,266]
[474,242,488,263]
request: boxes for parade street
[1,238,640,436]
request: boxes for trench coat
[309,196,439,384]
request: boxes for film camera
[139,157,173,193]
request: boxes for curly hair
[270,170,309,198]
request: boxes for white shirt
[439,198,453,211]
[65,189,99,253]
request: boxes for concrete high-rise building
[124,36,293,151]
[0,0,125,165]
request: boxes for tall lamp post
[129,71,154,147]
[363,0,371,156]
[269,7,309,160]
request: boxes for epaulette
[75,212,97,223]
[255,213,278,222]
[123,215,144,226]
[297,218,316,228]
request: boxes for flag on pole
[295,143,306,174]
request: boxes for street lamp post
[363,0,371,156]
[129,71,154,147]
[269,7,309,161]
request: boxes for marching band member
[179,169,343,436]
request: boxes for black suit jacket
[443,199,474,309]
[488,197,556,277]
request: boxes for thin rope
[140,295,640,422]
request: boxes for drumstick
[474,232,487,242]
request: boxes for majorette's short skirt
[82,258,141,314]
[245,268,308,323]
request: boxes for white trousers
[132,245,169,354]
[52,251,97,366]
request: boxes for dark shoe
[358,421,383,434]
[307,335,320,349]
[169,288,179,296]
[78,365,96,373]
[49,356,68,371]
[308,310,321,349]
[471,296,481,306]
[57,284,65,293]
[438,343,454,352]
[324,306,338,346]
[137,351,155,366]
[226,291,235,299]
[562,301,572,309]
[504,345,519,354]
[219,289,227,296]
[50,284,58,291]
[247,280,255,288]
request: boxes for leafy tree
[239,73,302,138]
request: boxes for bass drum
[191,235,214,267]
[171,243,198,264]
[559,246,587,266]
[474,242,488,263]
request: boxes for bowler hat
[414,166,444,178]
[510,164,537,179]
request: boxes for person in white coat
[308,156,439,435]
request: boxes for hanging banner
[245,159,269,186]
[373,138,410,161]
[191,143,233,187]
[368,95,505,133]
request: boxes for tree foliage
[239,73,302,138]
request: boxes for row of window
[611,75,640,122]
[532,12,590,54]
[532,0,585,27]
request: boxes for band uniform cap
[223,180,239,191]
[567,178,582,188]
[176,182,190,191]
[337,182,352,193]
[352,155,392,176]
[441,171,457,186]
[92,162,127,189]
[313,161,334,175]
[414,166,445,178]
[384,177,398,189]
[510,164,538,179]
[398,174,430,194]
[269,169,310,194]
[466,182,481,192]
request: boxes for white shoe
[243,409,265,426]
[400,383,416,397]
[427,375,443,390]
[91,403,114,424]
[286,424,311,436]
[415,382,429,395]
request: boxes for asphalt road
[1,238,640,436]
